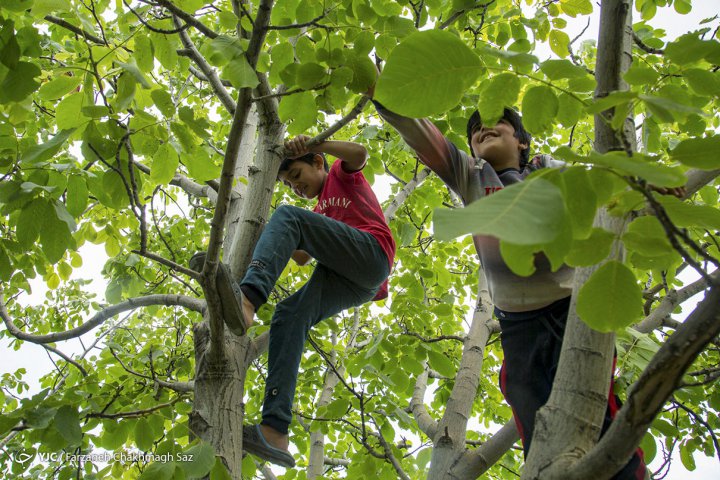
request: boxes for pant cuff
[240,284,265,311]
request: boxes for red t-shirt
[313,160,395,300]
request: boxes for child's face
[278,156,327,199]
[470,119,527,169]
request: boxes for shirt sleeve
[373,100,474,200]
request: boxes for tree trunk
[190,323,251,477]
[522,1,636,479]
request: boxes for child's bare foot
[259,424,289,451]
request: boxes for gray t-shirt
[376,103,573,312]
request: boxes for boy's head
[466,108,531,169]
[278,152,329,199]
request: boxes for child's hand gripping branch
[195,134,395,468]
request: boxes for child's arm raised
[285,135,368,172]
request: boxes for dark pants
[240,205,390,434]
[497,297,647,480]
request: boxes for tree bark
[522,2,636,479]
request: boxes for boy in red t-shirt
[209,135,395,468]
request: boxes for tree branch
[635,277,709,333]
[153,0,219,39]
[202,0,274,358]
[1,291,204,344]
[632,31,664,55]
[41,344,88,377]
[384,168,431,222]
[451,420,519,478]
[684,168,720,198]
[569,276,720,479]
[303,96,371,151]
[176,19,236,115]
[410,368,438,438]
[44,15,106,45]
[86,397,185,419]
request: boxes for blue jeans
[240,205,390,433]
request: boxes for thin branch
[86,397,184,419]
[131,249,201,280]
[1,291,204,344]
[124,0,190,34]
[302,96,370,153]
[635,276,709,333]
[152,0,219,38]
[41,344,88,376]
[176,18,236,114]
[373,419,411,480]
[673,401,720,464]
[384,168,431,222]
[266,12,328,30]
[44,15,106,45]
[632,31,664,55]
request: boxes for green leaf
[679,441,696,471]
[540,59,587,80]
[658,196,720,230]
[0,61,40,103]
[669,136,720,170]
[375,30,481,117]
[554,146,687,187]
[56,92,90,130]
[53,199,76,232]
[622,216,671,257]
[178,442,215,478]
[223,55,259,89]
[560,166,597,239]
[433,178,565,245]
[556,92,583,127]
[182,146,220,182]
[40,213,72,263]
[0,246,11,282]
[665,34,720,66]
[278,91,317,134]
[478,73,520,126]
[565,228,615,267]
[38,75,82,101]
[684,68,720,97]
[21,129,75,164]
[54,405,82,446]
[117,59,151,88]
[521,86,558,134]
[209,457,232,480]
[500,241,537,276]
[576,261,642,332]
[134,34,154,72]
[296,62,327,90]
[427,349,455,377]
[560,0,593,17]
[114,72,136,112]
[548,30,570,58]
[16,198,48,248]
[623,65,659,86]
[151,89,176,118]
[138,461,176,480]
[151,143,179,185]
[345,52,376,93]
[135,418,155,451]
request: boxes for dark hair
[466,108,532,166]
[278,152,329,176]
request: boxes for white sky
[2,1,719,478]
